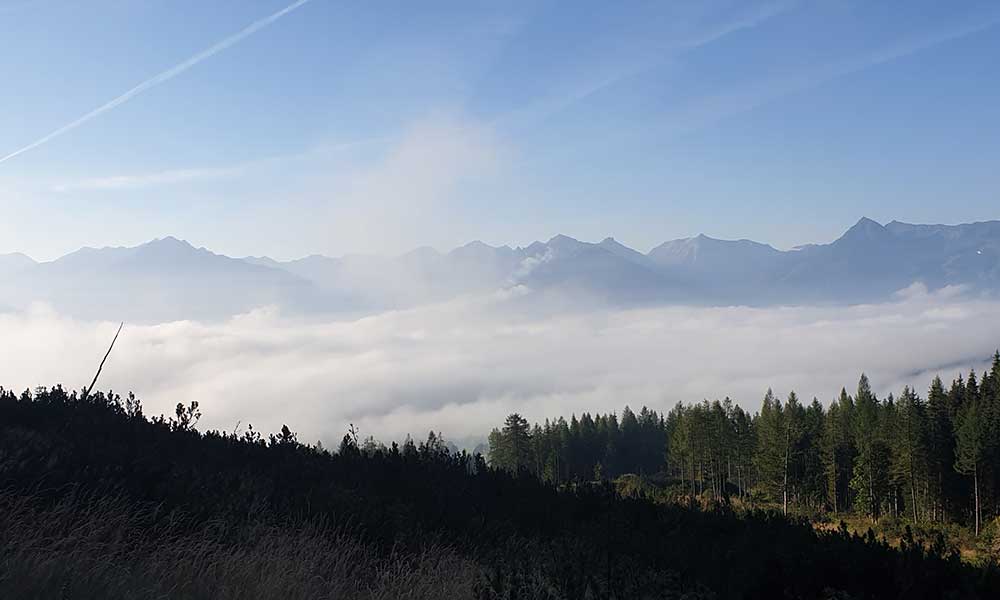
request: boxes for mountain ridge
[3,218,999,320]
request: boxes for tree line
[4,382,999,598]
[488,351,1000,535]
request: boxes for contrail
[0,0,313,165]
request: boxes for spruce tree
[782,392,805,513]
[754,389,788,513]
[801,398,827,510]
[955,398,986,535]
[892,386,928,523]
[927,376,955,522]
[851,374,889,523]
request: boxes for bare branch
[83,322,124,398]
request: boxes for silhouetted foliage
[2,381,999,598]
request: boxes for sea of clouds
[2,283,998,449]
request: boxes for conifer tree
[851,374,889,523]
[983,353,1000,523]
[800,399,827,509]
[488,413,533,473]
[955,398,986,535]
[926,376,955,522]
[732,405,755,500]
[782,392,805,513]
[892,387,928,522]
[823,388,856,514]
[754,389,789,513]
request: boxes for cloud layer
[2,285,998,448]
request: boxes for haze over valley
[4,218,1000,447]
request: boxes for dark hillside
[1,386,996,599]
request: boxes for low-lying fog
[2,283,997,449]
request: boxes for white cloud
[47,136,387,194]
[315,114,504,254]
[51,166,246,192]
[2,289,998,449]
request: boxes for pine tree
[638,406,666,475]
[823,388,857,514]
[882,393,900,518]
[800,398,827,509]
[488,414,533,473]
[666,403,695,498]
[487,428,504,468]
[926,376,955,522]
[983,352,1000,527]
[754,389,789,513]
[892,386,928,523]
[955,398,986,535]
[732,405,755,501]
[782,392,805,513]
[620,406,640,474]
[851,374,889,523]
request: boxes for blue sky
[2,0,999,260]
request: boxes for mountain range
[2,218,998,321]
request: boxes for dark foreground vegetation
[2,385,999,599]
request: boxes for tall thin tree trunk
[783,442,789,516]
[910,437,918,522]
[938,470,944,524]
[832,454,838,515]
[974,466,980,537]
[868,464,876,524]
[737,464,742,500]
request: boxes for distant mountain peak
[544,234,586,256]
[599,236,632,248]
[0,251,36,264]
[547,234,581,245]
[0,252,36,274]
[400,246,442,262]
[836,217,887,244]
[449,240,510,261]
[852,217,883,230]
[144,236,196,250]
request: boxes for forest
[486,353,1000,547]
[1,355,1000,598]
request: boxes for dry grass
[0,488,479,600]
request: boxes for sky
[2,0,1000,261]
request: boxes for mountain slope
[777,218,1000,302]
[511,234,688,303]
[0,252,36,278]
[4,218,1000,320]
[1,238,336,321]
[648,234,784,302]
